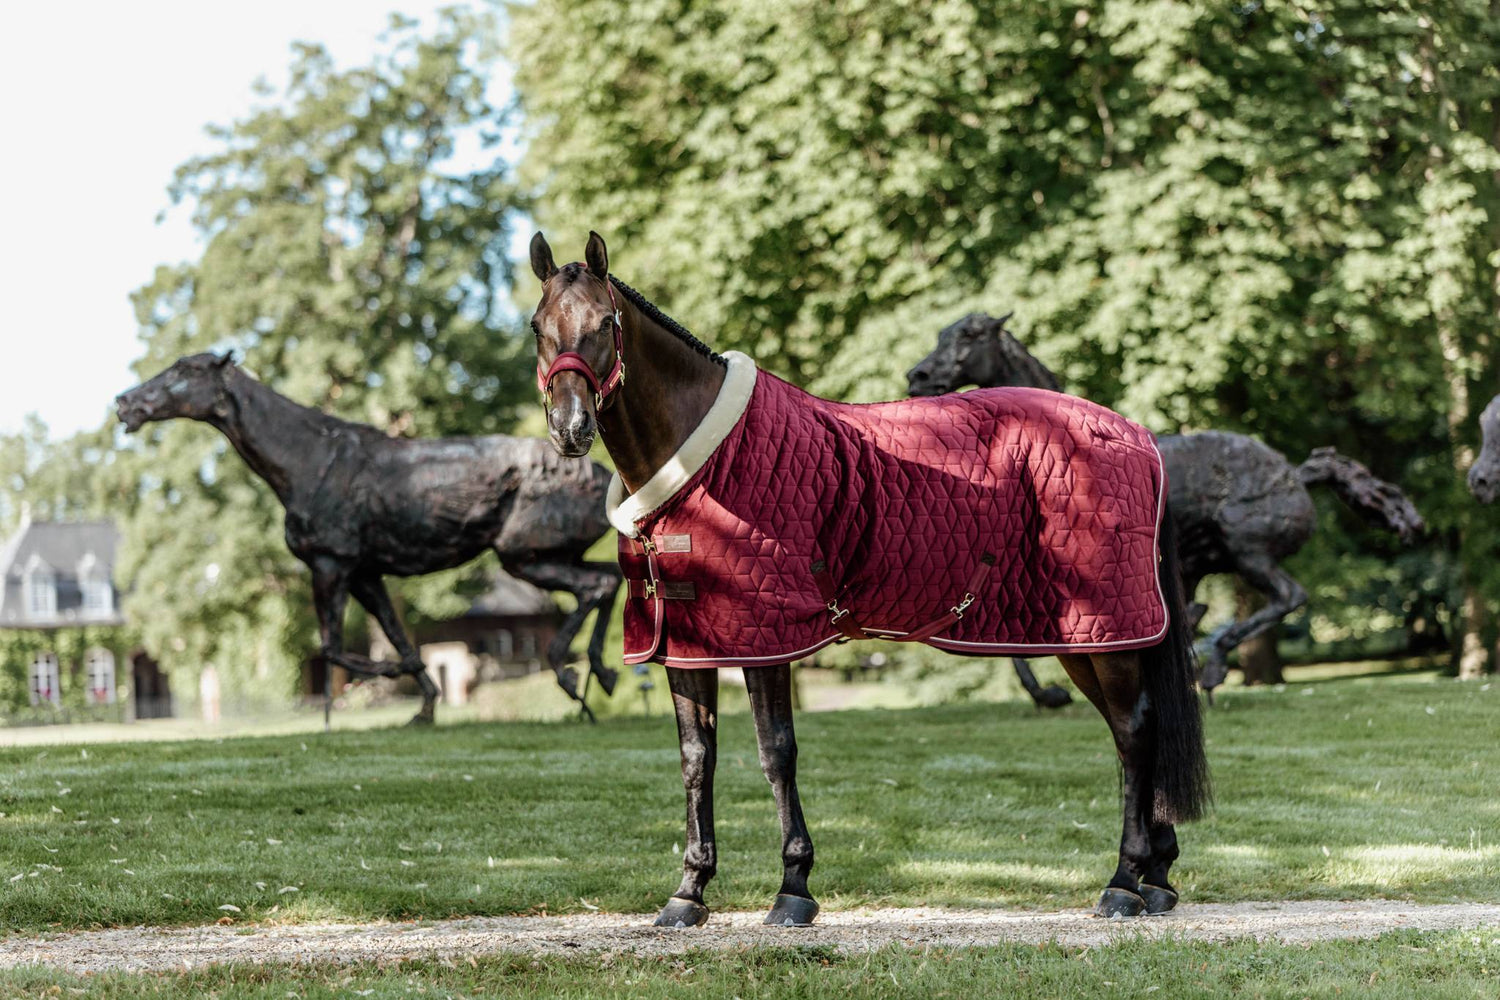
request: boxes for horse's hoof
[555,666,581,699]
[595,665,620,696]
[653,896,709,928]
[406,712,434,727]
[1038,685,1072,709]
[764,894,819,927]
[1095,887,1146,918]
[1140,883,1178,914]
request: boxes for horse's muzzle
[114,393,152,433]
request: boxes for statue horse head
[906,312,1060,396]
[115,352,237,432]
[1469,394,1500,504]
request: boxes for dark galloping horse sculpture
[908,313,1426,692]
[528,232,1209,926]
[1470,394,1500,503]
[116,355,621,723]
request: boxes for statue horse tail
[1142,502,1212,824]
[1296,448,1425,544]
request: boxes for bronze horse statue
[1470,394,1500,503]
[528,232,1209,926]
[116,354,622,723]
[908,313,1426,692]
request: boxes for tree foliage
[512,0,1500,666]
[109,10,526,699]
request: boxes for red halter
[536,271,625,410]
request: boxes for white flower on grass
[400,860,415,867]
[255,882,267,890]
[8,873,22,883]
[278,886,299,895]
[218,904,240,912]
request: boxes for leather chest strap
[900,553,997,643]
[810,558,869,642]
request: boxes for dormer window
[23,558,56,619]
[78,553,113,617]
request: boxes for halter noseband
[536,271,625,410]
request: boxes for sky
[0,1,506,440]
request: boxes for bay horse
[908,313,1425,691]
[528,232,1210,925]
[116,354,622,723]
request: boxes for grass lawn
[3,933,1499,998]
[0,666,1494,932]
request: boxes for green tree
[512,0,1499,673]
[116,9,527,701]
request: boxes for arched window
[29,652,60,707]
[85,648,116,705]
[23,559,56,619]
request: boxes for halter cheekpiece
[536,268,625,410]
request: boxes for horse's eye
[530,319,541,337]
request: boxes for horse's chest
[284,509,358,560]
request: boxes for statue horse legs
[1196,552,1308,694]
[311,559,439,726]
[655,663,818,928]
[501,553,622,722]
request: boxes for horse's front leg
[349,574,439,725]
[655,666,719,928]
[744,663,819,926]
[310,558,350,724]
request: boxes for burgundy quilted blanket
[608,352,1168,668]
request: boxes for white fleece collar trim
[606,351,758,537]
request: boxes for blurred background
[0,0,1494,732]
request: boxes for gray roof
[0,519,124,627]
[464,571,558,618]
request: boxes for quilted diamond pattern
[620,371,1168,667]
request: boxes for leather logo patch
[656,534,693,553]
[661,581,697,600]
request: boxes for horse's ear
[995,311,1015,331]
[214,351,234,368]
[530,232,558,282]
[584,231,609,280]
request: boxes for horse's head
[1469,394,1500,504]
[906,312,1022,396]
[115,352,236,432]
[528,230,623,457]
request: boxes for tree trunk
[1234,582,1284,686]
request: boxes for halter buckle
[950,593,976,618]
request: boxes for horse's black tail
[1296,448,1425,543]
[1142,502,1211,824]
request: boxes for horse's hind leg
[501,556,620,706]
[349,574,439,725]
[744,663,818,926]
[1057,652,1155,917]
[656,667,719,928]
[1200,552,1308,693]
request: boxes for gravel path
[5,900,1499,973]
